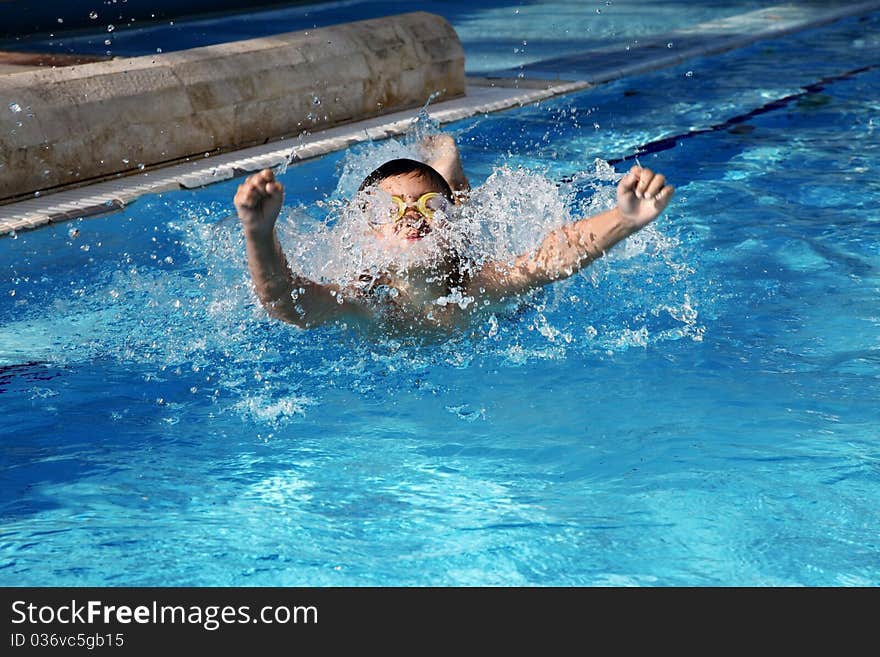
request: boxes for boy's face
[371,172,449,247]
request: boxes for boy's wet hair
[358,158,454,200]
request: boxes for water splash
[0,116,701,427]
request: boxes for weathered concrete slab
[0,12,465,201]
[0,80,586,235]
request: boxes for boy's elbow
[260,300,304,327]
[253,294,315,328]
[522,251,577,286]
[266,307,329,329]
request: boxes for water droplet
[34,190,41,197]
[68,228,80,239]
[57,18,64,24]
[667,42,674,48]
[106,24,115,32]
[9,290,15,296]
[686,70,694,77]
[9,102,21,113]
[138,163,145,170]
[156,47,162,53]
[89,11,98,19]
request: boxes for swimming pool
[2,12,879,586]
[4,0,773,75]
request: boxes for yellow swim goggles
[365,191,450,225]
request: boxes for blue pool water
[3,0,772,75]
[2,13,879,585]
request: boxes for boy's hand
[617,165,674,230]
[234,169,285,236]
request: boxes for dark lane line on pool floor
[603,65,876,169]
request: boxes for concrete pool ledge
[0,12,465,203]
[493,1,880,82]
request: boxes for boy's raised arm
[468,166,674,299]
[235,169,346,328]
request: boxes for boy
[234,135,674,329]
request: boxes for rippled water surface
[1,14,879,585]
[2,0,774,75]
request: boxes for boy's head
[358,159,454,244]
